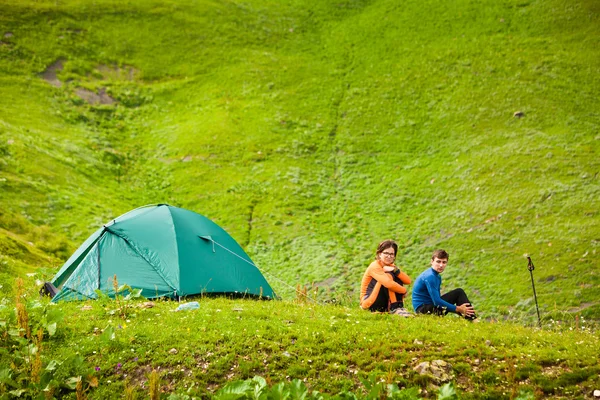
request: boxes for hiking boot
[390,307,413,318]
[465,313,478,321]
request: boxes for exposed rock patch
[413,360,454,383]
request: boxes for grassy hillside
[1,0,600,395]
[0,0,599,325]
[1,284,599,399]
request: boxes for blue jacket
[411,267,456,312]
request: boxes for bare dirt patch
[75,87,115,105]
[314,277,337,287]
[568,301,599,313]
[96,64,138,81]
[127,364,153,388]
[40,59,65,88]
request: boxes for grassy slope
[0,0,599,322]
[0,1,599,397]
[4,293,600,399]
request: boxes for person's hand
[456,303,475,317]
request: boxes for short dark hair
[376,239,398,256]
[431,249,449,260]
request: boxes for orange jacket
[360,260,411,308]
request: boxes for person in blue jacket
[412,249,477,319]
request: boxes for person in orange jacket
[360,239,412,317]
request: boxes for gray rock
[413,360,454,383]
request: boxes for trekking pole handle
[527,256,535,272]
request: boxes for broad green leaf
[218,380,252,395]
[46,322,57,336]
[0,368,18,388]
[387,385,421,400]
[437,383,457,400]
[268,382,288,400]
[117,284,132,293]
[29,300,43,309]
[65,376,82,390]
[250,375,267,399]
[44,308,64,325]
[8,328,21,337]
[28,343,39,355]
[45,360,59,371]
[100,325,116,342]
[167,394,191,400]
[289,379,308,400]
[124,288,144,301]
[94,290,110,300]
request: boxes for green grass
[1,278,599,399]
[1,0,598,319]
[0,0,599,395]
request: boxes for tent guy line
[201,235,323,305]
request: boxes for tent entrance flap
[51,228,106,289]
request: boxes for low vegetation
[1,276,599,399]
[1,0,598,318]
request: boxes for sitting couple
[359,239,477,319]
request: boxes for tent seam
[97,229,102,290]
[104,227,178,294]
[164,206,180,295]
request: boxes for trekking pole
[527,256,542,328]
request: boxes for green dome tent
[50,204,276,302]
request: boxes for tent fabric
[51,204,276,301]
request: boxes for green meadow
[1,0,599,398]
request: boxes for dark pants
[368,272,404,312]
[416,288,476,319]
